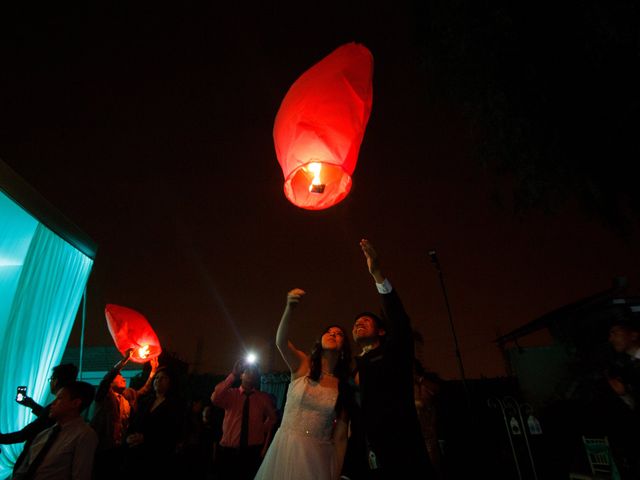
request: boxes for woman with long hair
[255,288,353,480]
[124,365,184,477]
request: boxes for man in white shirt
[12,381,98,480]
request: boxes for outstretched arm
[19,396,45,417]
[360,239,385,285]
[96,349,133,402]
[276,288,309,379]
[0,413,50,444]
[360,239,412,342]
[211,360,244,408]
[136,357,159,397]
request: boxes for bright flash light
[246,352,257,364]
[307,162,325,193]
[138,344,150,359]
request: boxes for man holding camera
[211,360,277,480]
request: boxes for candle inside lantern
[307,162,325,194]
[138,344,150,359]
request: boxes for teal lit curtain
[0,192,93,478]
[260,372,291,411]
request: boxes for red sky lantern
[274,42,374,210]
[105,304,162,363]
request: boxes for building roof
[496,277,639,345]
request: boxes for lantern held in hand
[105,304,162,363]
[274,42,373,210]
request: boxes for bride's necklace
[321,369,336,377]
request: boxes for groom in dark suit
[345,239,434,479]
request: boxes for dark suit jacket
[353,288,433,478]
[0,404,55,476]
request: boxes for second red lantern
[105,304,162,363]
[273,42,374,210]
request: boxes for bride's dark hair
[308,325,354,416]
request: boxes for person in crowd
[414,359,443,479]
[607,314,640,410]
[347,238,434,478]
[605,313,640,478]
[12,381,98,480]
[197,403,221,480]
[180,398,204,475]
[124,365,184,477]
[1,364,78,475]
[254,290,353,480]
[211,361,277,480]
[91,349,158,479]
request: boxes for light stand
[428,250,471,407]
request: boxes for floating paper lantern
[105,304,162,363]
[274,42,373,210]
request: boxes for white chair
[569,436,621,480]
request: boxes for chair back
[582,436,621,479]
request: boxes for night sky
[1,2,638,380]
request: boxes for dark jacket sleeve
[0,406,52,444]
[28,401,45,418]
[380,288,414,352]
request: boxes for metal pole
[78,286,86,380]
[428,251,470,406]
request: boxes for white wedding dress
[255,375,339,480]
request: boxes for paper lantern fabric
[274,42,374,210]
[105,304,162,363]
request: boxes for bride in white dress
[254,288,352,480]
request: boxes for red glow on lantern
[105,304,162,363]
[274,42,374,210]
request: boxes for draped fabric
[0,191,93,478]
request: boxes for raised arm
[96,349,133,402]
[360,239,385,285]
[136,357,159,397]
[360,239,412,342]
[211,360,244,408]
[276,288,309,379]
[0,413,50,444]
[19,396,45,417]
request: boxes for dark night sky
[1,2,639,380]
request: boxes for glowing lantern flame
[274,42,373,210]
[307,162,325,193]
[138,344,150,359]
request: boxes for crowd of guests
[1,238,638,479]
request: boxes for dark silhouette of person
[124,366,184,478]
[605,313,640,478]
[413,359,443,479]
